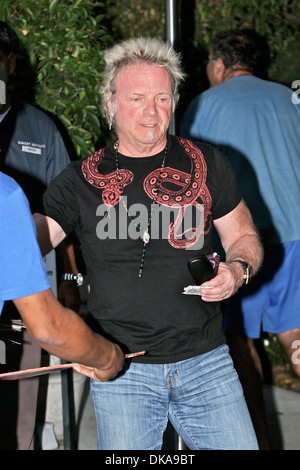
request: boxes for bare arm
[200,200,263,302]
[33,213,66,255]
[13,288,124,381]
[56,237,81,311]
[33,214,82,310]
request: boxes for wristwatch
[61,273,83,286]
[231,260,253,285]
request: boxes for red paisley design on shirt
[144,138,212,249]
[81,148,133,209]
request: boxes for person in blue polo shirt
[0,20,82,449]
[0,172,123,380]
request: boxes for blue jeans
[90,345,258,450]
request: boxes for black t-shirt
[43,136,242,363]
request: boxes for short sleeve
[197,143,242,220]
[0,182,50,304]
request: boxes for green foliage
[0,0,111,157]
[105,0,165,41]
[263,333,288,367]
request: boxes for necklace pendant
[142,230,150,244]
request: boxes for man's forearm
[13,289,121,372]
[225,230,264,275]
[203,201,264,301]
[214,200,263,278]
[55,236,78,274]
[34,308,116,370]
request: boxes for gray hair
[100,37,184,124]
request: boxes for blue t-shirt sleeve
[0,183,50,305]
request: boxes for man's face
[0,49,15,112]
[110,62,173,156]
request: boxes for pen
[125,350,147,359]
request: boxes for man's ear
[7,52,16,75]
[214,57,226,84]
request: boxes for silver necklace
[114,141,168,278]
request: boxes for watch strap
[231,260,252,285]
[61,273,83,286]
